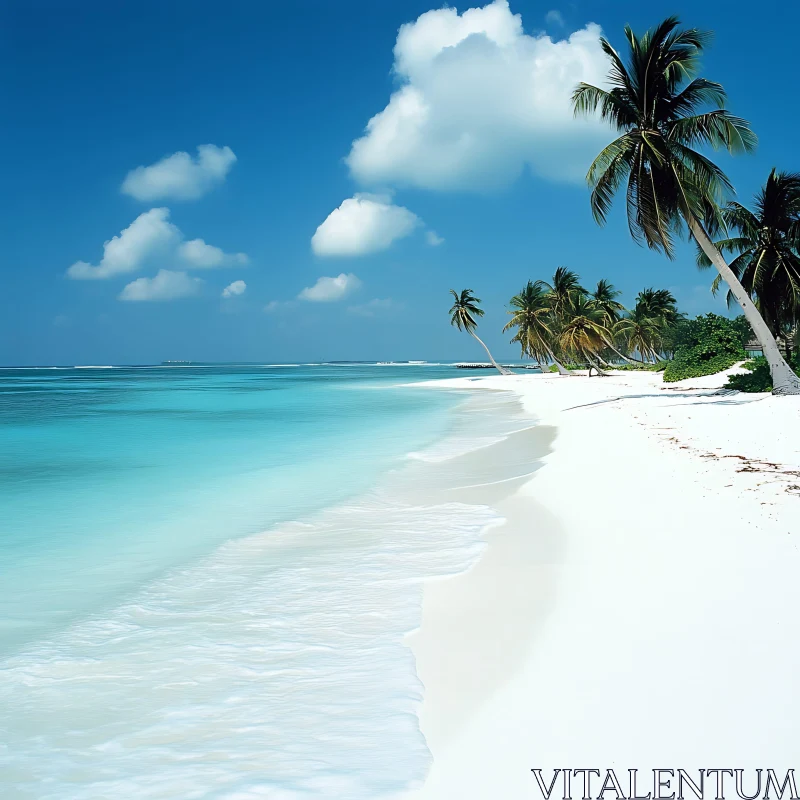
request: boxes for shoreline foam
[0,387,543,799]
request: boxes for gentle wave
[0,384,541,798]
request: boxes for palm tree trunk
[585,352,609,376]
[688,216,800,395]
[547,350,571,375]
[470,331,512,376]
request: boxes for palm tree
[636,288,682,327]
[558,294,614,375]
[448,289,511,375]
[538,267,586,318]
[503,281,556,369]
[592,279,626,324]
[535,268,586,374]
[572,16,800,394]
[615,305,662,362]
[699,168,800,360]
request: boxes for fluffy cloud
[119,270,203,302]
[67,208,180,280]
[311,194,421,256]
[121,145,236,201]
[347,298,399,317]
[222,280,247,298]
[298,273,361,302]
[66,208,248,280]
[426,230,444,246]
[179,239,249,268]
[345,0,610,189]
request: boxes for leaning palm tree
[572,16,800,394]
[699,168,800,360]
[503,281,556,369]
[449,289,511,375]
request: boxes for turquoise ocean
[0,363,534,799]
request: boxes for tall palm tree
[535,267,586,374]
[591,279,626,324]
[699,168,800,359]
[558,294,614,375]
[615,305,662,362]
[615,289,683,361]
[538,267,586,318]
[503,281,555,369]
[448,289,511,375]
[572,16,800,394]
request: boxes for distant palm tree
[535,267,586,374]
[591,279,626,324]
[538,267,586,318]
[503,281,556,369]
[699,168,800,360]
[449,289,511,375]
[635,288,681,323]
[572,16,800,394]
[558,294,613,375]
[615,305,662,362]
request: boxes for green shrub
[662,313,746,383]
[725,358,772,392]
[607,361,667,372]
[725,354,800,392]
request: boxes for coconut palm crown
[449,289,511,375]
[592,279,626,324]
[699,168,800,338]
[572,15,800,394]
[448,288,484,333]
[572,16,755,256]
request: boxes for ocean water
[0,364,537,799]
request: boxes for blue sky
[2,0,797,365]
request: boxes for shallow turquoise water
[0,363,534,798]
[0,364,461,654]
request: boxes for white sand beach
[406,369,800,798]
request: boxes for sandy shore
[406,368,800,798]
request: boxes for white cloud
[67,208,180,280]
[222,280,247,298]
[298,273,361,302]
[119,270,203,302]
[264,300,283,313]
[345,0,610,189]
[545,9,565,26]
[121,144,236,201]
[347,298,399,317]
[179,239,249,269]
[67,208,249,280]
[311,194,421,256]
[426,230,445,246]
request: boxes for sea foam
[0,374,539,799]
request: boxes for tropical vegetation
[501,270,683,373]
[698,168,800,364]
[572,16,800,394]
[447,18,800,396]
[449,289,511,375]
[662,313,747,382]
